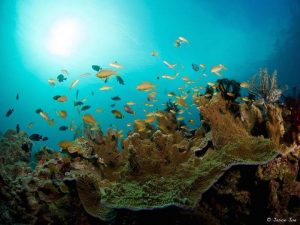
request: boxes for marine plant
[248,68,285,106]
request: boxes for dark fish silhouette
[111,96,121,101]
[29,134,43,141]
[116,75,125,85]
[81,105,91,111]
[59,125,69,131]
[92,65,102,72]
[192,64,199,71]
[35,108,43,114]
[74,101,84,106]
[16,93,19,101]
[16,124,20,133]
[76,90,79,99]
[53,95,61,100]
[110,104,116,108]
[6,108,14,117]
[57,74,67,82]
[42,137,48,141]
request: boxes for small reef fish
[240,82,250,88]
[76,90,79,99]
[167,92,176,97]
[16,93,19,101]
[27,122,34,129]
[147,92,157,101]
[48,79,56,86]
[57,74,67,82]
[58,140,73,149]
[210,64,227,76]
[177,97,187,107]
[96,70,117,79]
[92,65,102,72]
[126,101,136,105]
[116,76,125,85]
[70,79,79,90]
[80,73,91,78]
[134,119,147,131]
[241,97,250,102]
[177,116,185,121]
[111,96,121,101]
[112,110,123,119]
[81,105,91,111]
[178,36,189,44]
[124,105,135,114]
[59,125,69,131]
[42,137,48,141]
[199,64,206,69]
[163,61,176,69]
[57,110,67,119]
[136,82,155,91]
[192,64,199,71]
[162,72,179,80]
[96,108,103,113]
[99,85,113,91]
[82,114,97,125]
[6,108,14,117]
[74,101,84,106]
[109,61,123,69]
[57,96,68,102]
[151,51,158,57]
[207,82,216,87]
[16,124,20,133]
[226,92,235,97]
[188,119,195,124]
[145,116,156,123]
[29,134,43,141]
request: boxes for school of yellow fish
[41,36,252,148]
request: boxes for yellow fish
[96,108,103,113]
[210,64,227,76]
[163,60,176,69]
[99,85,113,91]
[57,110,67,119]
[177,97,187,107]
[96,70,117,79]
[136,82,155,91]
[109,62,123,69]
[151,51,158,57]
[188,119,195,124]
[126,101,136,106]
[145,116,156,123]
[48,79,56,86]
[27,122,34,129]
[57,96,68,102]
[112,110,123,119]
[70,79,79,90]
[240,82,250,88]
[82,114,97,125]
[177,116,185,121]
[178,36,189,44]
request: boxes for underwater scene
[1,0,300,224]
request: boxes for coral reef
[216,78,241,101]
[1,73,300,224]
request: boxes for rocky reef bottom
[1,93,300,225]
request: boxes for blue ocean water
[0,0,299,151]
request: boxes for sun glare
[46,19,84,57]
